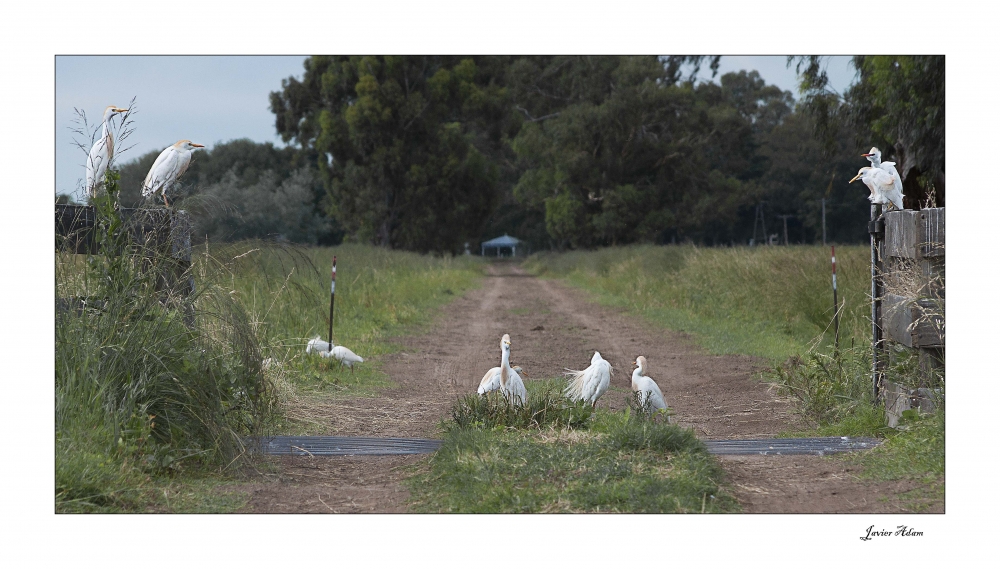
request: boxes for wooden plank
[911,298,945,348]
[917,207,945,258]
[884,210,918,259]
[883,380,940,428]
[883,381,908,428]
[883,294,914,348]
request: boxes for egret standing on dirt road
[631,356,668,416]
[141,140,205,206]
[564,351,612,408]
[497,334,527,405]
[85,105,127,197]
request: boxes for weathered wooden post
[880,207,945,426]
[55,204,195,325]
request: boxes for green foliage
[769,344,883,428]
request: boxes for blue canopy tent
[481,234,522,257]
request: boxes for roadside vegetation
[524,244,944,508]
[55,177,483,512]
[408,380,737,513]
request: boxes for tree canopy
[109,55,931,251]
[266,55,878,251]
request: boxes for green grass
[524,244,871,362]
[407,380,738,513]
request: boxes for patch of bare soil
[239,262,941,513]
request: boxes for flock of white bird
[476,333,669,417]
[849,146,905,211]
[85,105,204,206]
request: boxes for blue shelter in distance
[481,234,522,257]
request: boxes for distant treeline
[111,56,943,252]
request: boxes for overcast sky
[55,55,856,201]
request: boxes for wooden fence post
[879,207,945,426]
[55,204,195,326]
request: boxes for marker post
[832,246,839,351]
[328,256,336,353]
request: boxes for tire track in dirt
[240,261,940,513]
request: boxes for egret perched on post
[563,351,612,408]
[85,106,127,197]
[141,140,205,206]
[861,147,904,209]
[849,167,904,211]
[631,356,668,417]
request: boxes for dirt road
[240,262,940,513]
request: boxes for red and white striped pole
[831,246,839,351]
[328,256,337,353]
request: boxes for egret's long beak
[849,174,862,183]
[861,153,873,157]
[191,143,205,148]
[114,108,127,113]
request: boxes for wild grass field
[522,244,944,507]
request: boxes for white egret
[307,336,364,372]
[306,336,331,354]
[85,106,126,197]
[631,356,668,417]
[861,147,905,208]
[141,140,205,206]
[495,334,527,405]
[563,351,612,408]
[478,365,526,395]
[850,167,903,211]
[323,346,365,372]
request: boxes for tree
[791,55,945,207]
[270,56,511,253]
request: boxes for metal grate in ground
[704,437,881,456]
[248,435,879,457]
[249,436,443,456]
